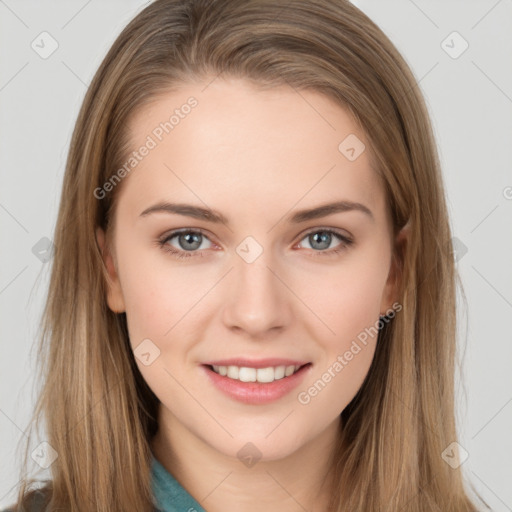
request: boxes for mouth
[201,362,312,405]
[205,363,310,383]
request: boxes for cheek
[297,268,385,415]
[116,241,192,347]
[296,251,390,412]
[304,250,390,346]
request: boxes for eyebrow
[139,200,373,224]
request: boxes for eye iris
[310,231,331,250]
[179,232,202,250]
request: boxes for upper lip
[202,358,311,369]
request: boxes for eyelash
[157,228,353,260]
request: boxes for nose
[221,249,292,338]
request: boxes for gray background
[1,0,511,509]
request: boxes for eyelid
[158,226,353,257]
[159,226,352,244]
[298,225,353,243]
[158,227,219,248]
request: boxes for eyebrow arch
[139,200,374,224]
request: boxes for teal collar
[151,454,206,512]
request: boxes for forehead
[118,77,385,224]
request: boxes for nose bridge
[222,239,290,334]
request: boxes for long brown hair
[11,0,489,510]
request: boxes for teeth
[226,366,239,379]
[274,366,285,380]
[285,365,295,377]
[211,364,302,383]
[257,367,275,383]
[239,367,256,382]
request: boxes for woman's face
[98,77,400,461]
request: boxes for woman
[5,0,489,510]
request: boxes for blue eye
[157,228,353,260]
[158,229,214,259]
[298,229,353,255]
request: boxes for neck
[150,407,340,512]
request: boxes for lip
[202,358,309,369]
[201,362,312,405]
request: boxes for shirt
[1,455,206,512]
[151,454,207,512]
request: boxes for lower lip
[202,364,312,405]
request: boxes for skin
[96,77,406,511]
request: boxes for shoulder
[1,488,50,512]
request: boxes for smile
[210,364,303,383]
[202,362,312,405]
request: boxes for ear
[96,227,126,313]
[379,222,410,315]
